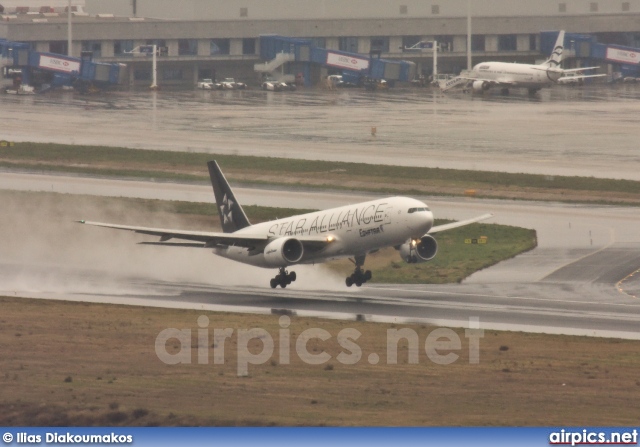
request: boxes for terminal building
[1,0,639,87]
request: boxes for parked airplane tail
[540,30,565,68]
[207,160,252,233]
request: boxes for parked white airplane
[79,161,492,288]
[451,31,605,95]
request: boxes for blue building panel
[0,39,29,61]
[259,35,311,60]
[309,46,328,65]
[80,61,123,84]
[341,71,362,84]
[50,72,74,87]
[591,43,608,60]
[540,31,595,56]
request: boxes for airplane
[447,30,606,95]
[78,161,492,288]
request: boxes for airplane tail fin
[207,160,252,233]
[540,30,565,68]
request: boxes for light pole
[125,45,159,90]
[433,40,438,77]
[67,0,72,57]
[402,40,438,78]
[467,0,472,70]
[150,44,158,90]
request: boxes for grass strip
[1,143,639,202]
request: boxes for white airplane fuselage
[214,196,434,268]
[471,61,563,89]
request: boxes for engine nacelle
[263,237,304,267]
[399,235,438,263]
[472,80,491,92]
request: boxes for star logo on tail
[219,193,235,225]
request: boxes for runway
[2,172,639,339]
[2,254,639,339]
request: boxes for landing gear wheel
[271,268,296,288]
[345,254,372,287]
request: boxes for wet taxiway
[1,84,640,180]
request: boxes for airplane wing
[77,220,337,253]
[428,213,494,234]
[493,79,517,86]
[77,220,269,248]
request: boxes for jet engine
[263,237,304,267]
[399,235,438,263]
[472,80,491,92]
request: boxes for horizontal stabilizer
[562,66,600,73]
[560,74,607,82]
[139,242,206,248]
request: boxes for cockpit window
[408,207,430,213]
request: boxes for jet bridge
[1,39,125,93]
[256,35,416,87]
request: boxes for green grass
[332,223,537,284]
[2,142,640,203]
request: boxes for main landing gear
[345,254,372,287]
[270,267,296,289]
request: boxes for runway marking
[536,226,617,282]
[182,284,640,324]
[366,285,640,308]
[15,290,640,340]
[617,267,640,299]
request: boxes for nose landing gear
[270,268,296,289]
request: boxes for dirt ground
[2,296,639,426]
